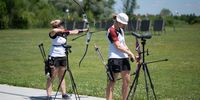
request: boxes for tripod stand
[54,45,80,100]
[127,37,157,100]
[127,32,168,100]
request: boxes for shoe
[46,96,52,100]
[62,94,71,100]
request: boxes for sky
[114,0,200,15]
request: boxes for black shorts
[107,58,131,73]
[49,57,66,67]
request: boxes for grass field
[0,24,200,99]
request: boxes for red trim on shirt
[109,27,119,42]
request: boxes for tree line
[0,0,115,29]
[0,0,199,29]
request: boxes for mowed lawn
[0,24,200,99]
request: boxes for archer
[46,19,87,100]
[106,13,137,100]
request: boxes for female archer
[106,13,136,100]
[46,19,87,100]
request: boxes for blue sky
[114,0,200,15]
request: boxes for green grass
[0,25,200,99]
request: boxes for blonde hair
[50,20,62,27]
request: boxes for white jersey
[107,26,128,59]
[49,28,68,57]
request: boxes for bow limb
[78,31,92,67]
[94,44,114,81]
[78,44,88,67]
[72,0,91,67]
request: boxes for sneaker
[62,94,71,100]
[46,96,52,100]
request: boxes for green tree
[0,0,59,28]
[48,0,80,20]
[0,0,9,29]
[49,0,116,21]
[31,0,57,27]
[101,0,115,20]
[122,0,139,16]
[0,0,116,29]
[160,8,172,17]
